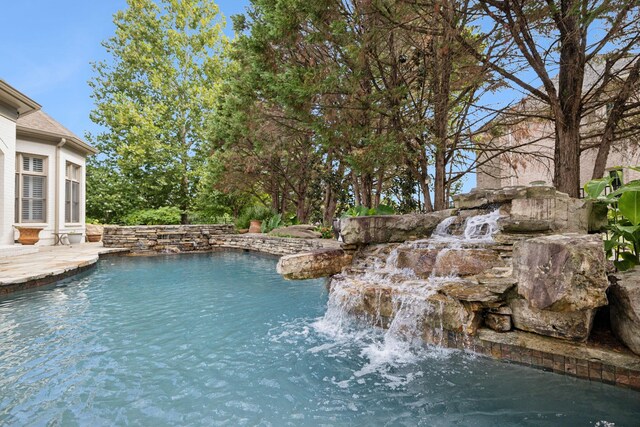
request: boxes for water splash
[315,209,502,385]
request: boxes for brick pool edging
[424,328,640,391]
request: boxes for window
[609,169,623,191]
[65,162,81,223]
[15,154,47,223]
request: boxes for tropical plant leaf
[614,258,638,272]
[607,181,640,199]
[584,177,612,199]
[618,191,640,226]
[619,251,639,263]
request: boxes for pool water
[0,253,638,426]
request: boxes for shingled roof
[17,110,97,154]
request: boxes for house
[476,61,640,192]
[0,80,97,246]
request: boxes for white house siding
[0,105,17,245]
[14,137,87,245]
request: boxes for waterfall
[313,210,503,383]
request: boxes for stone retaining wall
[209,234,340,256]
[103,225,340,256]
[103,225,235,253]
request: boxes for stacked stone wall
[103,225,339,256]
[103,225,234,254]
[209,234,340,256]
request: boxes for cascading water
[313,210,502,385]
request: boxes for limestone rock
[438,278,514,303]
[513,234,608,312]
[423,293,482,335]
[485,313,511,332]
[609,268,640,356]
[395,247,504,278]
[510,298,595,342]
[277,249,352,280]
[339,209,456,245]
[269,225,322,239]
[501,196,590,233]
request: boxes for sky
[0,0,479,194]
[0,0,250,140]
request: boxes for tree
[89,0,227,223]
[453,0,640,196]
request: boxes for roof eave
[0,80,41,116]
[16,126,98,155]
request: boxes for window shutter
[72,181,80,222]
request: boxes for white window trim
[15,153,48,224]
[65,162,82,224]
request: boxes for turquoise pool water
[0,253,638,426]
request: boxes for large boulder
[499,195,591,233]
[339,209,456,245]
[513,234,608,312]
[394,247,504,278]
[509,298,596,342]
[609,268,640,356]
[277,249,352,280]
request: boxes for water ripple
[0,253,637,426]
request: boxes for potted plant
[15,226,43,245]
[85,223,104,242]
[248,220,262,233]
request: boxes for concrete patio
[0,243,129,295]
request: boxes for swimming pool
[0,253,638,426]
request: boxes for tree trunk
[179,126,190,224]
[434,147,447,210]
[553,1,584,197]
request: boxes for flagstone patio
[0,243,129,295]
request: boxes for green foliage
[261,213,284,233]
[341,204,396,218]
[86,158,138,224]
[584,170,640,271]
[236,205,275,229]
[315,225,334,239]
[123,207,182,225]
[89,0,227,222]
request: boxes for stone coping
[433,328,640,391]
[0,243,129,295]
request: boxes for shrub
[236,205,275,229]
[123,206,182,225]
[341,204,395,218]
[315,225,334,239]
[261,213,284,233]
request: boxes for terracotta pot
[87,234,102,243]
[16,227,43,245]
[249,220,262,233]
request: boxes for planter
[16,226,43,245]
[67,233,83,244]
[86,234,102,243]
[249,220,262,233]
